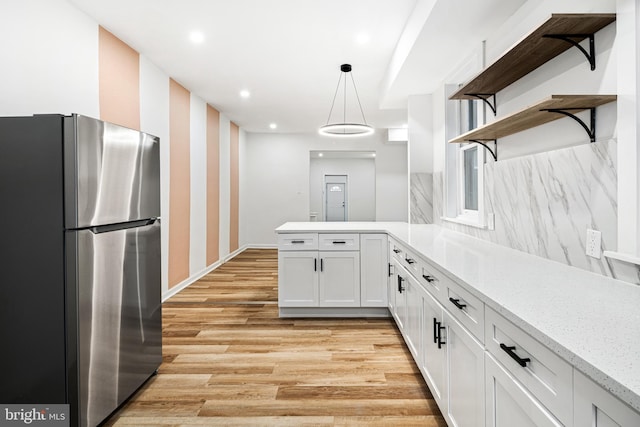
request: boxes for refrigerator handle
[88,218,158,234]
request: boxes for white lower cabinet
[485,352,562,427]
[360,234,388,307]
[574,370,640,427]
[446,311,485,427]
[421,289,447,408]
[403,272,422,359]
[278,251,319,307]
[318,251,360,306]
[392,259,408,330]
[278,249,359,307]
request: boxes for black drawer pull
[291,240,305,244]
[449,297,467,310]
[393,248,401,254]
[433,318,439,344]
[320,258,324,272]
[423,274,435,283]
[500,343,531,367]
[332,240,346,244]
[405,257,416,265]
[388,263,393,277]
[314,258,317,272]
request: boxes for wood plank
[449,94,617,143]
[450,14,616,99]
[103,248,446,427]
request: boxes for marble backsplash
[432,139,639,285]
[410,173,433,224]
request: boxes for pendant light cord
[325,71,343,125]
[350,72,368,125]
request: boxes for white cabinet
[318,251,360,306]
[485,352,562,427]
[404,273,422,360]
[278,251,319,307]
[360,234,388,307]
[421,288,447,408]
[391,259,407,330]
[446,311,485,427]
[574,370,640,427]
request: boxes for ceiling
[68,0,526,133]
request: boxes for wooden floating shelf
[449,94,617,143]
[449,14,616,101]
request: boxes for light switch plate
[586,229,602,259]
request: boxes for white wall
[0,0,99,117]
[309,158,376,221]
[408,94,433,174]
[241,131,408,245]
[139,56,170,294]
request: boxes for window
[443,87,486,228]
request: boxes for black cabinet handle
[405,257,416,265]
[393,248,401,254]
[423,274,435,283]
[397,276,405,293]
[433,318,439,344]
[436,321,446,349]
[500,343,531,367]
[314,258,317,272]
[291,240,305,244]
[449,297,467,310]
[388,263,393,277]
[320,258,324,272]
[332,240,346,244]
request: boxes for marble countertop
[276,222,640,412]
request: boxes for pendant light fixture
[319,64,374,137]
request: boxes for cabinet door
[278,251,319,307]
[485,353,562,427]
[574,370,640,427]
[421,290,447,408]
[404,274,422,359]
[446,311,485,427]
[393,260,408,331]
[319,251,360,307]
[360,234,388,307]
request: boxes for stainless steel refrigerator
[0,114,162,427]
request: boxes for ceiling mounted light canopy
[319,64,374,137]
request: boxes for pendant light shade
[319,64,374,137]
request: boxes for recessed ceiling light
[189,31,205,44]
[318,153,324,157]
[372,153,376,157]
[355,33,370,45]
[240,90,250,98]
[269,123,277,130]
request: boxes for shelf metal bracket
[469,139,498,161]
[540,107,596,142]
[466,93,497,116]
[542,34,596,70]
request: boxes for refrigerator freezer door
[65,115,160,229]
[70,221,162,427]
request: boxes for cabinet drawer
[445,279,484,342]
[399,246,421,278]
[319,233,359,251]
[278,233,318,250]
[389,238,404,262]
[418,258,445,300]
[485,307,573,426]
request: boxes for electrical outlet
[586,229,602,259]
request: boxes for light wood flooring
[104,248,446,426]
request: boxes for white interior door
[325,175,347,221]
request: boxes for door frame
[323,174,348,221]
